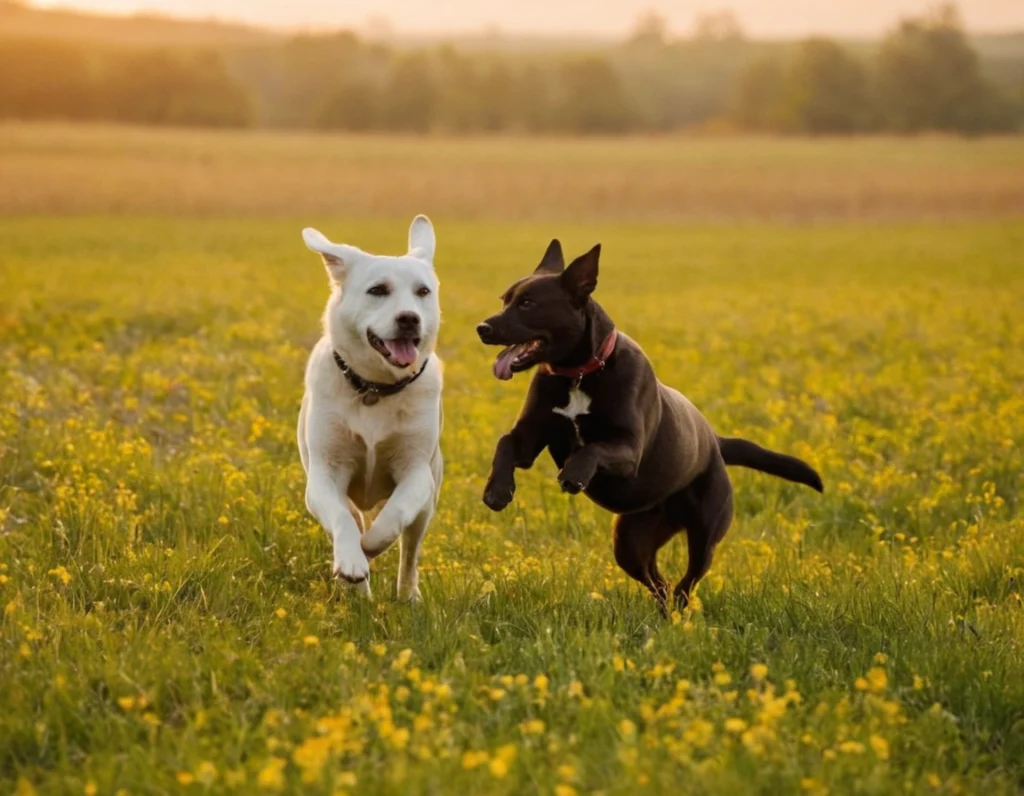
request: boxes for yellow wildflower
[870,735,890,760]
[866,667,888,692]
[15,779,36,796]
[117,696,137,711]
[257,757,286,790]
[195,761,217,785]
[461,750,488,769]
[724,717,748,734]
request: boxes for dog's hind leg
[613,506,682,613]
[669,456,734,609]
[397,510,429,602]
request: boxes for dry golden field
[2,123,1024,221]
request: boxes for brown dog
[477,240,823,612]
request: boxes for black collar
[332,350,430,405]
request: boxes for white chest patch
[553,387,592,422]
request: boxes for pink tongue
[492,347,517,381]
[384,339,418,368]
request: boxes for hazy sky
[30,0,1024,37]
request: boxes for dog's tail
[717,436,824,493]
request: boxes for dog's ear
[534,239,564,275]
[302,228,363,284]
[561,244,600,305]
[408,214,436,263]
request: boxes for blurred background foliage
[1,0,1022,133]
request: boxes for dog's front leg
[484,419,547,511]
[483,433,520,511]
[361,462,435,559]
[558,438,640,494]
[305,463,371,588]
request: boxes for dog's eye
[416,286,431,298]
[367,284,390,297]
[517,298,534,309]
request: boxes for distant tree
[733,55,788,131]
[319,79,379,131]
[876,3,1014,133]
[476,61,517,131]
[0,39,97,120]
[556,57,635,133]
[268,33,365,127]
[1016,75,1024,126]
[630,10,670,46]
[382,52,437,133]
[434,46,481,132]
[785,38,869,133]
[512,64,555,133]
[693,10,744,43]
[101,50,253,127]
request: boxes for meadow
[1,124,1024,795]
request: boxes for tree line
[734,5,1019,134]
[1,3,1020,134]
[0,38,253,126]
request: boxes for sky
[28,0,1024,37]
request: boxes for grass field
[3,124,1024,222]
[2,125,1024,795]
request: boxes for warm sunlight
[26,0,1024,35]
[3,0,1024,791]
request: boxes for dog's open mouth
[368,330,420,369]
[492,339,543,381]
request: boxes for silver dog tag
[362,392,380,406]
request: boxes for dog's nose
[477,322,493,340]
[395,312,421,334]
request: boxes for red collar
[543,329,618,380]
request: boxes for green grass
[1,128,1024,794]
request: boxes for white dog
[297,215,443,600]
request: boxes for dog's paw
[361,516,402,559]
[558,459,594,495]
[557,450,598,493]
[397,581,423,603]
[333,538,371,584]
[483,477,515,511]
[559,477,585,495]
[344,578,372,598]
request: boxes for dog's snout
[395,312,421,334]
[476,322,493,341]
